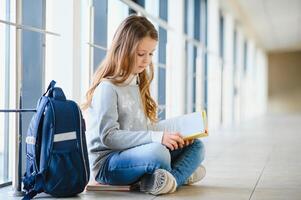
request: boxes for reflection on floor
[1,113,301,199]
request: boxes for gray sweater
[85,75,164,178]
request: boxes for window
[157,0,168,120]
[233,29,237,67]
[20,0,48,192]
[184,0,195,113]
[232,28,237,121]
[219,13,224,58]
[145,0,168,120]
[184,0,206,113]
[219,12,224,123]
[90,0,169,120]
[243,40,248,74]
[0,0,17,186]
[0,0,60,190]
[145,0,160,104]
[201,0,208,111]
[129,0,145,14]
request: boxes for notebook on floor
[85,181,139,191]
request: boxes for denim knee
[191,139,205,162]
[145,143,171,172]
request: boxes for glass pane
[158,107,166,121]
[0,0,17,185]
[244,41,248,73]
[145,0,160,103]
[0,0,5,180]
[158,67,166,119]
[158,68,166,102]
[158,0,167,119]
[186,41,194,113]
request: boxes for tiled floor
[1,113,301,199]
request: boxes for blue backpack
[22,80,90,199]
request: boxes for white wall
[80,0,91,103]
[107,0,129,46]
[222,12,235,127]
[234,27,244,123]
[256,49,268,115]
[45,0,81,102]
[166,0,186,118]
[207,0,221,130]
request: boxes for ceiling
[235,0,301,52]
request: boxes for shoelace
[154,171,166,190]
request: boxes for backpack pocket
[45,149,86,197]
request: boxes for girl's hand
[184,139,194,146]
[162,132,185,151]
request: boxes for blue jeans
[96,139,205,186]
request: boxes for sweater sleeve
[93,82,162,150]
[149,118,179,134]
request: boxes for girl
[82,15,205,195]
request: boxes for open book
[155,111,208,140]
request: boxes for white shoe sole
[140,169,176,195]
[185,165,206,185]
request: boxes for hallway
[1,0,300,199]
[2,113,300,199]
[199,113,301,200]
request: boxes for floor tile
[1,114,301,199]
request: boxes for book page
[154,112,206,139]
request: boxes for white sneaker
[140,169,177,195]
[185,165,206,185]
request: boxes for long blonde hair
[82,15,158,123]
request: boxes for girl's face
[132,36,157,74]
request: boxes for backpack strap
[22,190,38,200]
[22,172,45,200]
[23,80,57,199]
[22,97,49,199]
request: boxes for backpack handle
[49,87,66,100]
[44,80,67,100]
[43,80,56,96]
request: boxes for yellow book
[155,111,208,140]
